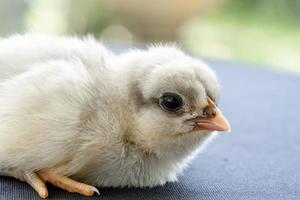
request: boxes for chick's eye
[159,93,183,112]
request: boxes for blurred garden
[0,0,299,73]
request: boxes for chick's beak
[193,98,231,132]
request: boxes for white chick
[0,34,230,198]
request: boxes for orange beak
[193,98,231,132]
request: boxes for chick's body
[0,35,226,194]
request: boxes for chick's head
[120,47,230,158]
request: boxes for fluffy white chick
[0,34,230,198]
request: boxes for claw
[91,186,100,195]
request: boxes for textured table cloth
[0,47,299,200]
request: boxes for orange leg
[37,169,99,197]
[0,168,99,198]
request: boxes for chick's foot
[37,169,99,197]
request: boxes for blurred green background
[0,0,299,74]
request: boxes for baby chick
[0,34,230,198]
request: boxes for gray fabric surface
[1,50,300,199]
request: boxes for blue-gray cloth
[0,54,300,200]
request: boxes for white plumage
[0,34,230,198]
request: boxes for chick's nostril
[203,107,216,118]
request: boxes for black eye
[159,93,183,112]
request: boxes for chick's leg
[37,169,99,196]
